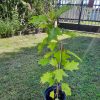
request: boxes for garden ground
[0,32,100,100]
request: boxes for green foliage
[67,50,82,61]
[0,0,41,19]
[53,69,68,82]
[30,0,54,15]
[38,58,49,66]
[44,52,53,58]
[30,5,81,97]
[41,72,54,86]
[49,58,58,67]
[62,83,71,96]
[47,5,70,21]
[64,61,79,71]
[0,0,54,33]
[47,27,62,41]
[54,50,70,64]
[29,6,70,28]
[50,91,54,99]
[0,12,20,38]
[29,15,48,28]
[54,51,61,62]
[0,32,99,99]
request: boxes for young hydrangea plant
[29,6,81,99]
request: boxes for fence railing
[58,0,100,26]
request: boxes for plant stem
[56,42,63,99]
[59,41,63,69]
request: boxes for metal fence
[58,0,100,27]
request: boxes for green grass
[80,21,100,26]
[0,32,100,100]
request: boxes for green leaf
[38,15,48,22]
[38,43,44,53]
[38,38,47,53]
[50,91,54,99]
[39,22,47,28]
[38,58,49,66]
[41,72,54,86]
[48,28,58,41]
[62,50,70,61]
[47,6,70,20]
[53,69,68,82]
[67,50,82,61]
[54,50,70,63]
[38,15,48,28]
[47,10,55,20]
[55,6,70,18]
[54,51,61,62]
[55,27,62,35]
[62,83,71,96]
[29,16,38,24]
[64,61,79,71]
[48,42,57,51]
[47,27,62,41]
[49,58,58,67]
[29,15,48,28]
[44,52,53,58]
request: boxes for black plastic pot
[44,86,66,100]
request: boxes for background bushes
[0,12,20,38]
[0,0,54,38]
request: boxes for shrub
[30,6,81,99]
[0,12,20,38]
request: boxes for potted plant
[29,6,81,100]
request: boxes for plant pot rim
[44,85,66,100]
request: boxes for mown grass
[0,32,100,100]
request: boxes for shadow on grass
[0,36,100,100]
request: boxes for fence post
[57,0,61,25]
[78,0,84,25]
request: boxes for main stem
[55,20,63,99]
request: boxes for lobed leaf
[44,52,53,58]
[67,50,82,61]
[53,69,68,82]
[54,51,61,63]
[38,58,49,66]
[50,91,54,99]
[48,28,57,41]
[55,6,70,18]
[41,72,54,86]
[49,58,58,67]
[48,42,57,51]
[54,50,70,63]
[64,60,79,71]
[62,83,71,96]
[29,15,48,28]
[62,50,70,61]
[47,27,62,41]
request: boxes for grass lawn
[0,32,100,100]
